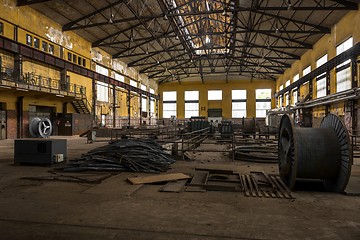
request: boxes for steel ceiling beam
[92,21,148,47]
[64,15,163,31]
[62,0,125,31]
[17,0,51,6]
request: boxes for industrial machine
[14,117,67,165]
[29,117,52,138]
[219,120,233,137]
[14,139,67,165]
[278,114,352,192]
[188,116,209,132]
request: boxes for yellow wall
[0,49,14,68]
[159,80,276,119]
[22,60,59,80]
[0,0,91,58]
[0,0,157,122]
[67,72,92,102]
[276,7,360,98]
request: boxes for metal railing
[181,127,210,159]
[0,67,86,98]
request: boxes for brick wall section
[23,111,30,138]
[6,110,17,139]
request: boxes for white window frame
[255,89,272,118]
[141,84,147,112]
[293,74,299,82]
[285,80,290,87]
[336,37,353,92]
[292,88,298,106]
[96,81,109,102]
[150,88,155,115]
[114,72,124,82]
[232,90,246,118]
[185,91,199,118]
[303,66,311,76]
[316,54,328,98]
[208,90,222,100]
[96,64,109,76]
[162,91,177,118]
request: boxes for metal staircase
[72,99,91,114]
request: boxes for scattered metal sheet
[160,179,188,193]
[189,171,243,192]
[21,173,113,184]
[241,172,295,199]
[185,186,207,192]
[189,171,209,186]
[128,173,191,185]
[195,167,235,175]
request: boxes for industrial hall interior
[0,0,360,239]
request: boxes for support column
[127,89,131,128]
[62,102,68,114]
[92,78,97,126]
[148,95,151,125]
[113,86,116,128]
[14,54,22,81]
[139,94,142,126]
[351,57,358,132]
[324,71,331,115]
[16,96,23,138]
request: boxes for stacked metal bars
[186,168,293,199]
[62,139,176,173]
[241,171,294,199]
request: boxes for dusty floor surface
[0,136,359,240]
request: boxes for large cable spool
[29,117,52,138]
[278,114,352,192]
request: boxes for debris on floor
[344,176,360,196]
[234,145,278,163]
[242,171,294,199]
[21,172,114,184]
[183,168,295,199]
[127,173,191,185]
[160,179,188,192]
[61,139,176,173]
[187,170,243,192]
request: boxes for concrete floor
[0,136,359,240]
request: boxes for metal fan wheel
[278,114,352,192]
[29,117,52,138]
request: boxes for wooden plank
[246,175,257,197]
[261,189,270,198]
[127,173,191,185]
[240,174,250,197]
[270,176,288,199]
[273,175,295,199]
[250,175,262,197]
[160,179,188,192]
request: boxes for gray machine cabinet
[14,139,67,165]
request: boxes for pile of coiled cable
[62,139,175,173]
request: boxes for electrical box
[14,139,67,165]
[54,154,64,163]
